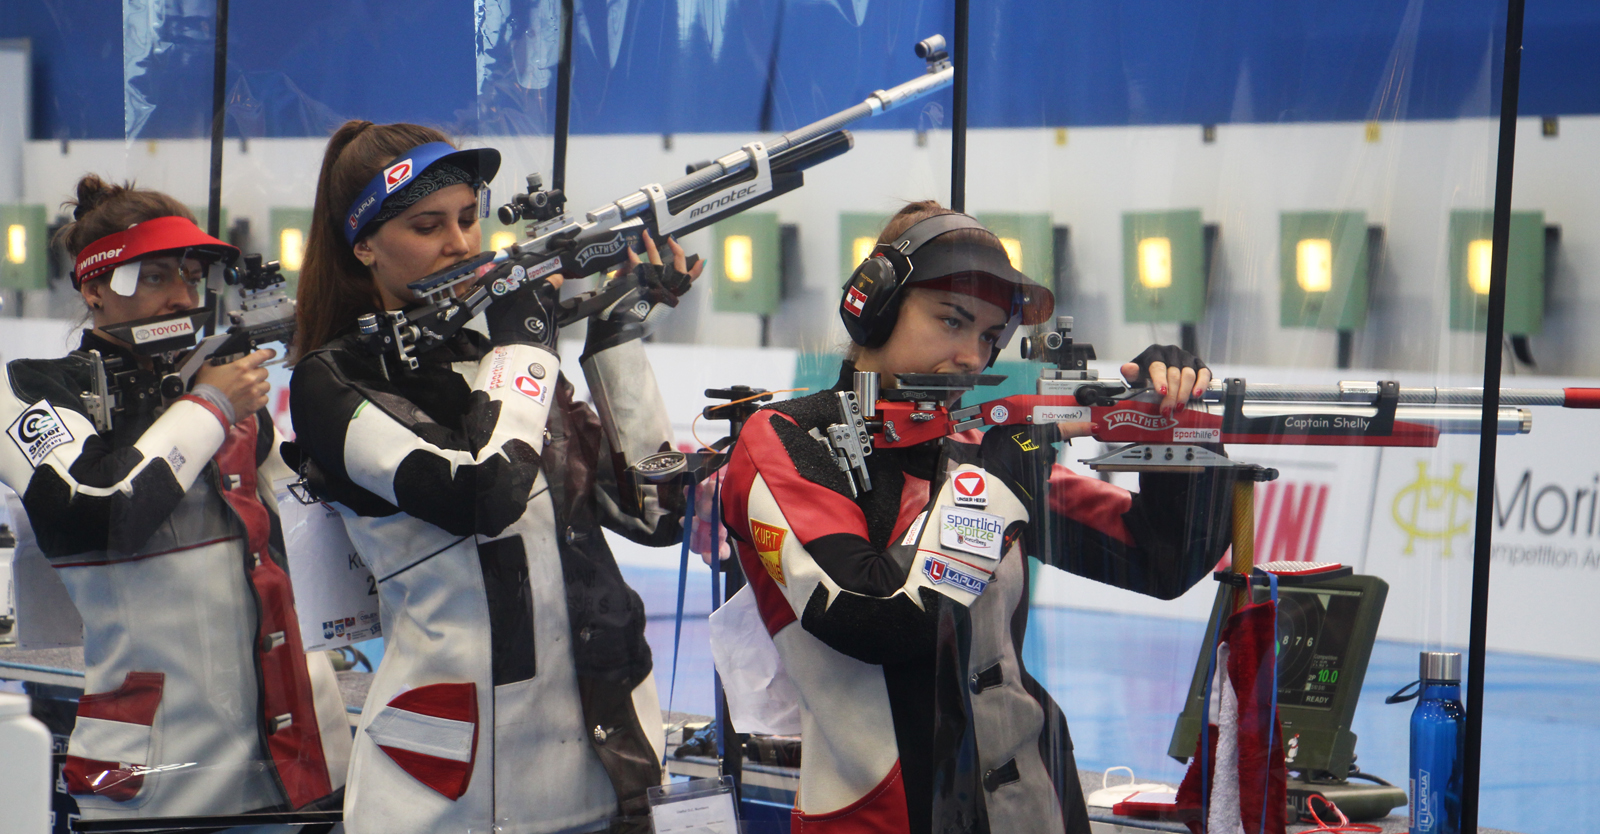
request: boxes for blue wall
[4,0,1598,140]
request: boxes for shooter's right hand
[194,348,275,423]
[485,269,564,350]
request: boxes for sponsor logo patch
[166,446,187,472]
[1173,427,1221,442]
[574,237,626,266]
[513,375,548,404]
[901,511,929,546]
[1033,405,1090,423]
[939,505,1005,560]
[131,317,196,345]
[951,470,987,507]
[383,159,414,193]
[989,404,1010,423]
[750,519,788,586]
[8,400,74,467]
[922,557,989,595]
[1101,408,1179,432]
[486,346,510,390]
[844,285,869,316]
[527,256,562,280]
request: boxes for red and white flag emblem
[366,682,479,800]
[844,285,869,316]
[514,375,544,401]
[952,471,987,507]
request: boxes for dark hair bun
[71,174,124,220]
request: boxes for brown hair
[875,199,1005,251]
[295,120,453,359]
[54,175,193,261]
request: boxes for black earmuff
[838,213,993,347]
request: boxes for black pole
[1463,2,1524,832]
[204,0,230,332]
[949,0,969,212]
[550,0,575,194]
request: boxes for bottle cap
[1420,651,1461,683]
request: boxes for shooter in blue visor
[286,121,702,834]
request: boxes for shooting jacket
[0,331,351,821]
[288,326,681,834]
[719,363,1235,834]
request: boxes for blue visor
[344,142,502,245]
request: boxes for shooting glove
[979,422,1063,506]
[584,254,700,357]
[485,269,561,350]
[1127,343,1208,388]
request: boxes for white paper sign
[650,789,739,834]
[273,477,380,652]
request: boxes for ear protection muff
[838,213,994,348]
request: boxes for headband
[344,142,502,245]
[72,215,239,294]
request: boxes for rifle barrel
[1189,402,1531,435]
[1198,381,1594,408]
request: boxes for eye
[939,316,963,330]
[980,331,1000,346]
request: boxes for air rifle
[816,316,1600,494]
[359,34,956,371]
[79,254,294,432]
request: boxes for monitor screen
[1274,586,1363,710]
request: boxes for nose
[168,279,200,313]
[444,222,473,258]
[952,333,988,373]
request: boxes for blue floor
[620,565,1600,834]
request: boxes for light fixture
[0,205,48,290]
[490,231,517,252]
[724,235,754,283]
[1296,238,1334,293]
[1466,239,1493,295]
[999,237,1023,272]
[852,236,876,265]
[5,224,24,265]
[1449,210,1547,335]
[715,213,780,315]
[279,228,305,273]
[1138,237,1172,289]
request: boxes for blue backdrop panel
[3,0,1599,140]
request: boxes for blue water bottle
[1408,651,1465,834]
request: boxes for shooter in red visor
[0,176,351,823]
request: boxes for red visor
[72,216,239,290]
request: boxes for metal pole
[550,0,575,194]
[1463,2,1525,831]
[204,0,230,332]
[949,0,968,212]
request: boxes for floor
[617,564,1600,834]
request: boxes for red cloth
[1174,599,1288,834]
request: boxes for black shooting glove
[583,254,700,358]
[979,422,1063,506]
[485,268,561,350]
[1127,344,1208,388]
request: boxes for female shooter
[285,121,699,834]
[717,202,1236,833]
[0,176,351,822]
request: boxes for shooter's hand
[980,422,1062,504]
[486,272,563,350]
[195,348,275,423]
[612,231,703,314]
[1120,344,1212,416]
